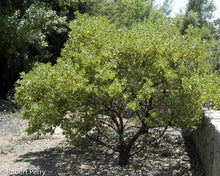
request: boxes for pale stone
[193,110,220,176]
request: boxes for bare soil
[0,112,205,176]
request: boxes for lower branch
[148,122,170,144]
[126,124,146,155]
[85,134,119,152]
[130,141,146,157]
[130,122,170,156]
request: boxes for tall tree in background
[0,1,66,98]
[209,19,220,72]
[0,0,93,99]
[158,0,173,17]
[180,0,216,33]
[88,0,169,27]
[173,0,219,72]
[186,0,216,21]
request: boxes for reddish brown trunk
[118,147,130,166]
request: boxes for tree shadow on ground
[10,139,116,176]
[10,133,205,176]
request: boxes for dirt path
[0,113,65,176]
[0,113,205,176]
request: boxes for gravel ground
[0,111,205,176]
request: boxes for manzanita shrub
[15,14,220,166]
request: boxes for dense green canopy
[15,14,220,165]
[1,0,219,99]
